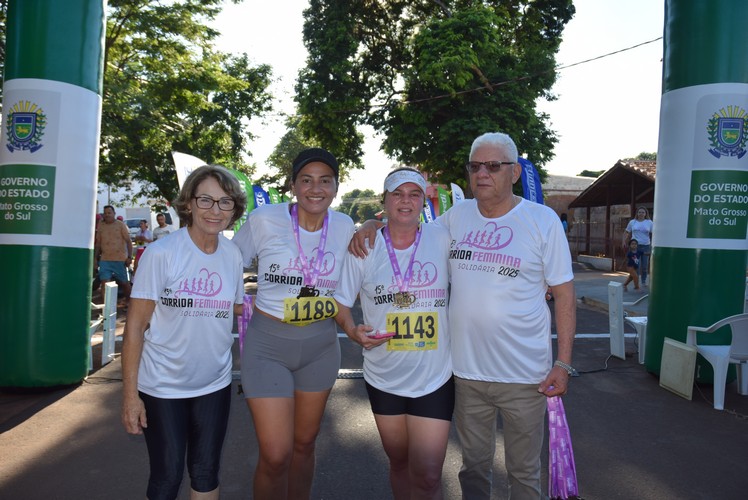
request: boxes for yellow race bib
[386,311,438,351]
[283,296,338,326]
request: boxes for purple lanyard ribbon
[547,395,579,499]
[291,204,329,288]
[382,225,422,293]
[238,294,253,355]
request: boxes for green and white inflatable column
[646,0,748,375]
[0,0,106,387]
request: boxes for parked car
[124,218,142,241]
[124,211,178,241]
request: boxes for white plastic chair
[608,282,649,363]
[685,313,748,410]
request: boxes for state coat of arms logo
[707,105,748,159]
[5,100,46,153]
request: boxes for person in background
[622,206,653,286]
[94,205,132,303]
[335,168,453,499]
[232,148,355,500]
[121,165,247,500]
[153,212,172,240]
[560,212,569,234]
[351,132,576,499]
[622,238,642,292]
[133,219,153,275]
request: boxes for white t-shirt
[153,226,171,240]
[625,218,653,246]
[436,198,573,384]
[232,203,355,320]
[136,228,153,247]
[335,223,452,397]
[131,227,244,398]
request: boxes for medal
[291,203,329,294]
[393,292,416,308]
[383,225,422,310]
[297,285,320,298]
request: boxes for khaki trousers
[454,377,547,500]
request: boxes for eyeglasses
[465,161,515,174]
[193,196,235,211]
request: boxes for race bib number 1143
[386,311,438,351]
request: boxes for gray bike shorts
[240,312,341,398]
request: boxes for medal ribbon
[547,394,579,498]
[382,225,422,294]
[291,204,329,288]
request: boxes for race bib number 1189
[283,297,338,326]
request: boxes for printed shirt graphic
[627,251,643,269]
[152,226,171,240]
[436,199,573,383]
[232,203,355,320]
[131,228,244,398]
[625,218,653,246]
[335,223,452,397]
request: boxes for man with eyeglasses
[351,132,576,499]
[446,132,576,499]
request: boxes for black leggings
[140,385,231,500]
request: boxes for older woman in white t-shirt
[622,206,654,285]
[121,165,247,500]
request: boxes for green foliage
[337,188,381,224]
[633,152,657,161]
[100,0,273,204]
[295,0,368,171]
[577,169,604,178]
[296,0,574,191]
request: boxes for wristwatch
[554,360,575,376]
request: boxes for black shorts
[365,376,455,421]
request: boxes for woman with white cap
[334,167,453,499]
[232,148,355,500]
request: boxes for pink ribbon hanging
[548,395,579,499]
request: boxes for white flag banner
[450,183,465,205]
[172,151,207,190]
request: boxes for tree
[337,188,381,224]
[100,0,273,205]
[296,0,575,191]
[634,152,657,161]
[578,169,604,178]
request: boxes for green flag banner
[228,168,253,231]
[267,187,282,204]
[437,186,452,215]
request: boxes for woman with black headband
[232,148,355,499]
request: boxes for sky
[212,0,665,194]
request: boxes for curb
[580,296,608,313]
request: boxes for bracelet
[554,360,575,376]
